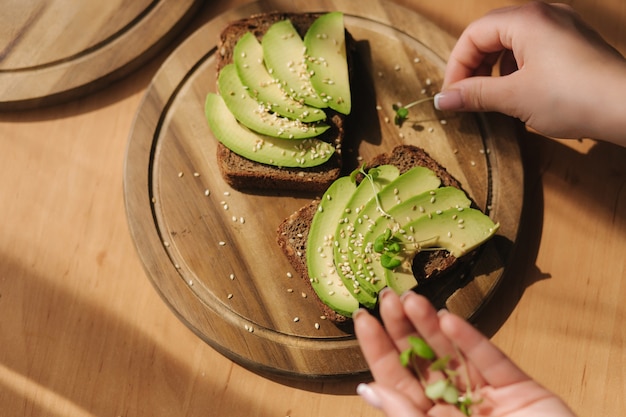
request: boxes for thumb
[435,75,521,115]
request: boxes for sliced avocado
[306,177,361,317]
[262,19,327,109]
[218,64,329,139]
[332,165,400,307]
[401,206,500,258]
[344,167,443,295]
[372,187,472,294]
[383,207,499,293]
[352,186,472,295]
[234,32,326,123]
[205,93,335,167]
[304,12,351,115]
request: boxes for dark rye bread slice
[214,12,352,192]
[276,145,466,323]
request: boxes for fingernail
[352,308,367,321]
[356,383,383,409]
[437,308,449,317]
[378,287,394,301]
[399,290,414,302]
[434,90,463,111]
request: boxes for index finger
[443,5,519,87]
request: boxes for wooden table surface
[0,0,624,416]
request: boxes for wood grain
[124,0,522,378]
[1,0,625,416]
[0,0,202,110]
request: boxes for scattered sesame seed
[188,280,194,286]
[218,241,226,246]
[293,317,300,322]
[227,293,233,299]
[440,119,447,125]
[315,323,320,330]
[163,241,170,247]
[287,288,294,293]
[193,172,200,177]
[286,272,293,278]
[229,273,235,280]
[204,189,210,196]
[301,292,307,298]
[178,171,184,178]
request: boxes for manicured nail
[434,90,463,111]
[357,383,383,409]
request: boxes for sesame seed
[301,292,307,298]
[227,293,233,299]
[287,272,293,278]
[315,323,320,330]
[218,241,226,246]
[229,273,235,280]
[193,172,200,177]
[178,171,184,178]
[204,189,210,196]
[293,317,300,322]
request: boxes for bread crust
[213,12,352,192]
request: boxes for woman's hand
[354,289,577,416]
[434,2,626,146]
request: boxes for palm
[354,291,576,417]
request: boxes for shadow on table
[475,130,626,338]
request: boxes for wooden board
[0,0,202,110]
[124,0,523,379]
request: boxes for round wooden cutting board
[0,0,202,110]
[124,0,523,379]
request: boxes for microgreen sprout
[400,336,481,416]
[373,228,404,270]
[393,97,435,126]
[350,165,390,217]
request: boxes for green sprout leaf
[399,348,413,367]
[408,336,436,360]
[381,253,402,269]
[429,355,451,372]
[392,97,435,127]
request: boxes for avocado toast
[276,145,499,323]
[206,12,355,192]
